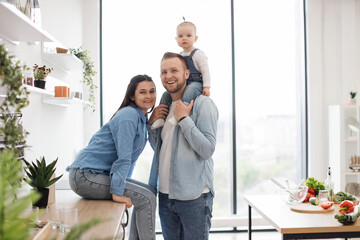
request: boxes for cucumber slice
[309,197,319,205]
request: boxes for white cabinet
[329,105,360,193]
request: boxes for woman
[67,74,157,240]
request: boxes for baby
[152,20,211,129]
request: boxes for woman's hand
[112,194,133,208]
[148,104,169,125]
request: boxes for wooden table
[33,190,127,240]
[244,194,360,240]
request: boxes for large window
[234,0,306,216]
[102,0,305,224]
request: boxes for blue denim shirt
[148,95,218,200]
[67,106,148,196]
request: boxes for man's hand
[148,104,169,125]
[203,87,210,96]
[112,194,133,208]
[174,100,194,121]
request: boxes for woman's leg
[69,170,156,239]
[69,168,112,200]
[124,178,157,240]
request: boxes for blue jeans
[68,168,156,240]
[159,192,213,240]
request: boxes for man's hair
[161,52,188,70]
[177,21,197,35]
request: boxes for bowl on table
[277,185,308,205]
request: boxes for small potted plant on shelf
[33,64,53,89]
[349,91,357,105]
[23,156,63,208]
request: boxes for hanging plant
[0,44,29,155]
[69,46,97,112]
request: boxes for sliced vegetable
[339,200,355,214]
[320,201,333,209]
[309,197,319,205]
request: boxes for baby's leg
[182,82,203,105]
[151,91,172,129]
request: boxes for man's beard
[165,76,186,94]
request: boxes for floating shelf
[0,2,54,42]
[42,96,88,108]
[42,53,82,73]
[24,85,54,96]
[345,171,360,175]
[344,137,359,142]
[43,97,71,107]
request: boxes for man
[148,52,218,240]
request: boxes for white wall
[1,0,100,188]
[307,0,360,180]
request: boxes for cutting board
[290,203,335,213]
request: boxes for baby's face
[176,25,197,52]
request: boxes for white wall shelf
[42,97,71,107]
[345,171,360,176]
[329,104,360,192]
[24,85,54,96]
[0,2,54,42]
[345,137,359,142]
[42,96,88,108]
[42,53,82,73]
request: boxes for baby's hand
[203,87,210,96]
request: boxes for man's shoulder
[194,95,216,108]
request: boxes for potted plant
[33,64,53,89]
[69,46,97,111]
[23,156,63,208]
[350,91,357,105]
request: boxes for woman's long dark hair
[110,74,155,120]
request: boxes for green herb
[335,210,359,225]
[334,191,356,202]
[304,177,325,194]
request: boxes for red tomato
[303,193,311,202]
[320,201,334,209]
[308,188,316,195]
